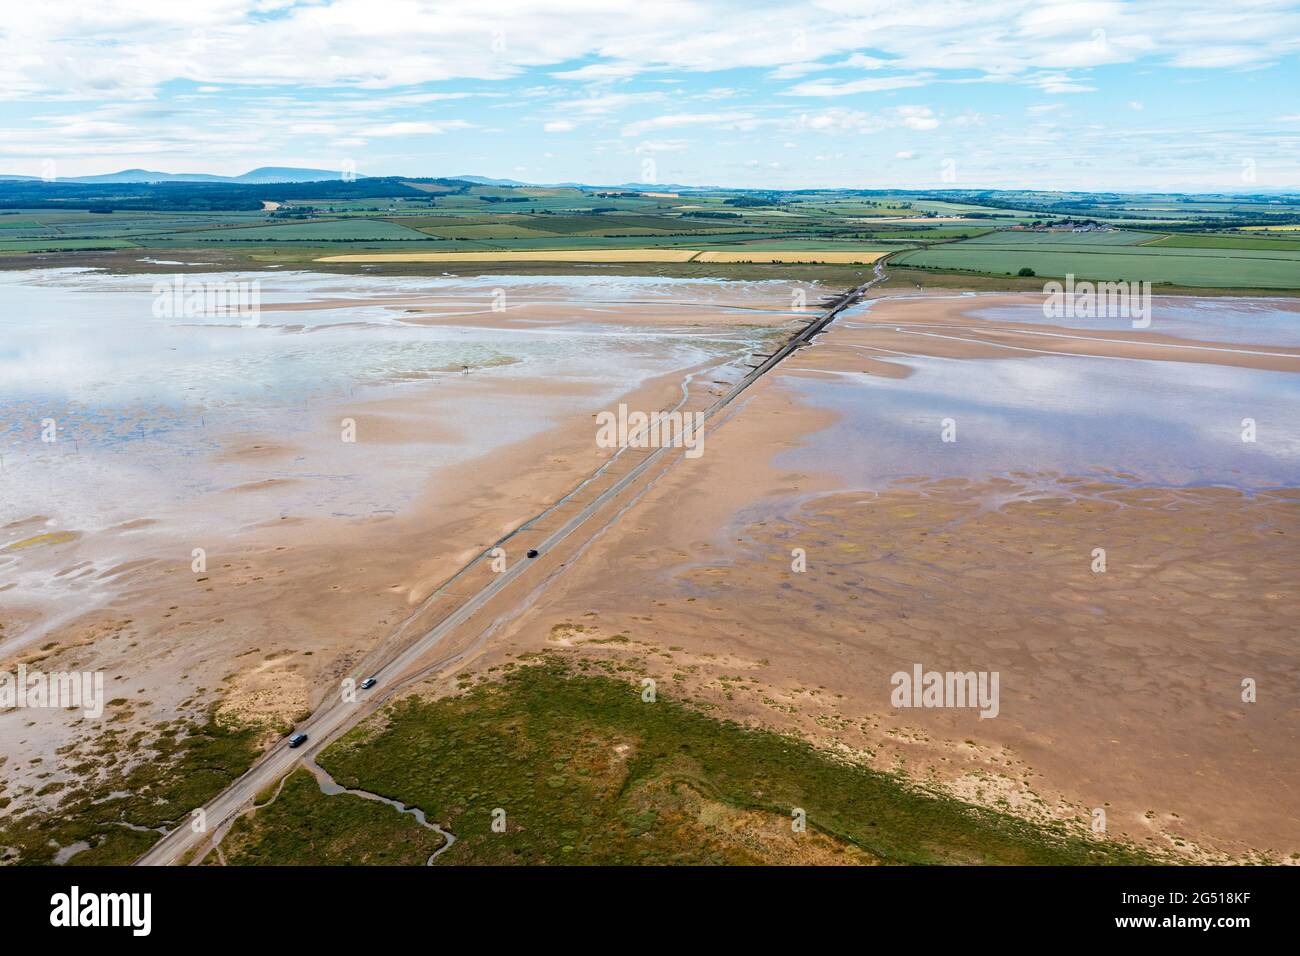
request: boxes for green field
[870,227,996,240]
[0,237,140,252]
[960,229,1154,246]
[1147,233,1300,251]
[898,248,1300,288]
[171,218,433,241]
[2,181,1298,290]
[897,230,1300,288]
[0,218,51,231]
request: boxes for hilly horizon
[0,168,1294,196]
[0,166,357,185]
[0,167,715,192]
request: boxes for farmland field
[1,181,1297,291]
[1148,233,1300,251]
[0,237,140,251]
[694,249,887,263]
[959,229,1155,246]
[172,218,433,241]
[700,238,905,250]
[896,242,1300,288]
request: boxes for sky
[3,0,1299,192]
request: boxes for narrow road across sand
[135,260,888,866]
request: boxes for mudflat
[0,271,804,822]
[452,292,1300,862]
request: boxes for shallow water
[0,269,784,616]
[968,296,1300,348]
[782,298,1300,491]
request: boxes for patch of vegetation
[1148,232,1300,251]
[214,769,446,866]
[0,710,264,865]
[172,217,434,241]
[880,266,1299,298]
[897,239,1300,288]
[313,659,1158,865]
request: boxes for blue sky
[3,0,1298,191]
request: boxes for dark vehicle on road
[527,549,539,558]
[360,677,377,690]
[287,732,308,748]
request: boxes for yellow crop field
[694,250,887,264]
[1240,225,1300,232]
[316,249,701,263]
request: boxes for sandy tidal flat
[0,269,804,824]
[461,291,1300,861]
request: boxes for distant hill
[456,175,708,191]
[48,167,359,185]
[0,176,424,212]
[451,175,531,187]
[231,167,359,184]
[0,168,715,190]
[595,181,708,192]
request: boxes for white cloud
[784,74,935,97]
[356,121,468,137]
[1171,46,1277,68]
[288,123,341,135]
[2,0,1296,105]
[621,111,758,136]
[893,105,940,130]
[841,53,892,70]
[796,108,880,132]
[788,104,956,136]
[1027,72,1098,94]
[553,91,666,115]
[1,0,1296,189]
[769,61,834,80]
[634,139,688,153]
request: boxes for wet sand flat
[0,270,803,813]
[462,292,1300,861]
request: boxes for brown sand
[260,285,810,330]
[434,293,1300,861]
[835,293,1300,374]
[7,287,1296,864]
[0,281,801,816]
